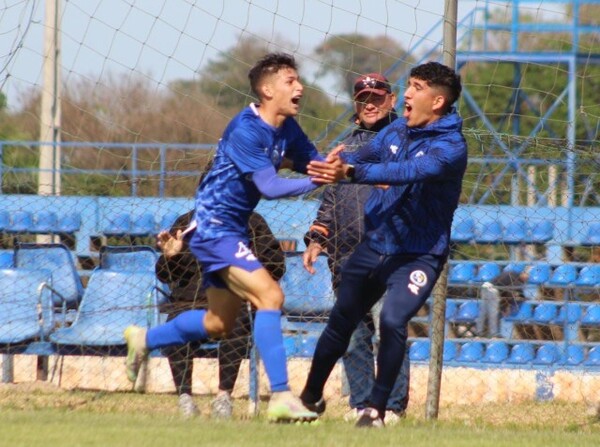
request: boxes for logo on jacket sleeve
[408,270,428,295]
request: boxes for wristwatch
[344,164,355,181]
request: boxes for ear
[389,93,397,108]
[261,81,274,100]
[431,94,446,113]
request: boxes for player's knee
[255,285,284,310]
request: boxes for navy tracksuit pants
[302,241,444,416]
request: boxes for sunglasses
[354,78,391,95]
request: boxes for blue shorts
[189,235,263,290]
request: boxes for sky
[0,0,567,110]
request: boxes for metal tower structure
[320,0,600,209]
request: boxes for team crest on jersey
[270,149,281,165]
[234,241,257,261]
[390,145,399,154]
[408,270,428,295]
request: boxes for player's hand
[325,144,345,162]
[157,229,184,258]
[303,242,324,274]
[307,157,346,184]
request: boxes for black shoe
[301,396,326,415]
[355,407,385,428]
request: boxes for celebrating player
[124,52,334,423]
[301,61,467,427]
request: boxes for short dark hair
[248,52,298,98]
[410,62,462,111]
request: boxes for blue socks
[146,309,208,350]
[145,308,290,393]
[253,309,289,392]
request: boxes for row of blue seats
[453,219,600,246]
[409,339,600,367]
[449,262,600,287]
[412,298,600,340]
[0,209,180,237]
[444,299,600,327]
[0,245,164,353]
[452,218,554,244]
[0,210,81,234]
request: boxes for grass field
[1,383,600,447]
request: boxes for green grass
[1,384,600,447]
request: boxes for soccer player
[302,73,410,424]
[301,61,467,427]
[124,52,331,423]
[155,209,285,419]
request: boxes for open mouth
[405,102,412,112]
[292,95,302,105]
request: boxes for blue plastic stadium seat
[527,264,551,285]
[551,302,582,325]
[409,339,430,362]
[503,219,527,244]
[160,212,179,231]
[443,340,457,362]
[103,213,131,236]
[583,346,600,367]
[99,245,159,273]
[504,263,527,274]
[130,213,157,237]
[481,341,509,364]
[49,269,161,347]
[580,304,600,327]
[473,262,501,283]
[547,264,577,287]
[451,218,475,243]
[506,343,535,365]
[561,344,585,366]
[0,251,13,268]
[529,220,554,243]
[445,300,458,319]
[450,301,480,324]
[476,221,503,244]
[575,265,600,288]
[531,302,559,325]
[7,210,34,233]
[504,301,534,323]
[0,268,54,345]
[448,262,476,285]
[14,243,84,308]
[533,344,560,365]
[281,254,334,317]
[582,222,600,246]
[31,211,58,234]
[455,341,484,363]
[0,210,10,231]
[280,253,335,344]
[57,213,82,233]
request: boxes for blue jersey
[344,109,467,257]
[193,104,319,241]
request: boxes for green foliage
[314,33,413,96]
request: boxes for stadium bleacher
[0,197,599,380]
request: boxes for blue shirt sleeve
[252,165,318,199]
[353,139,467,185]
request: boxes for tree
[314,33,412,96]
